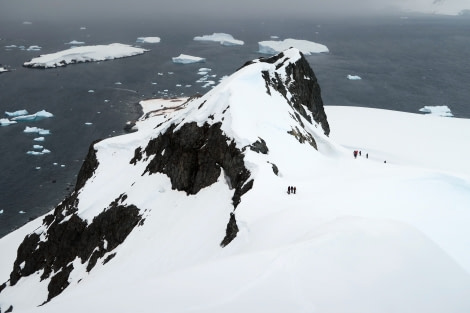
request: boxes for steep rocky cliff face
[0,48,330,311]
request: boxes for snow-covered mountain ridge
[1,48,470,313]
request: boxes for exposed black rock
[259,51,330,136]
[75,139,101,192]
[268,162,279,176]
[142,122,252,208]
[220,213,239,247]
[6,193,142,303]
[249,138,269,154]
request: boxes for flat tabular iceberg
[194,33,244,46]
[136,37,161,44]
[24,126,51,135]
[258,38,329,55]
[23,43,149,69]
[65,40,85,45]
[172,54,206,64]
[419,105,453,117]
[347,74,362,80]
[0,118,17,126]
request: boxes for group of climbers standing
[353,150,368,159]
[287,186,297,194]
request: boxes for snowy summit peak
[0,48,333,310]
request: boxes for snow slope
[1,48,469,313]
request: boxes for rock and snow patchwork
[419,105,453,117]
[258,38,329,55]
[194,33,244,46]
[1,48,470,313]
[23,43,148,69]
[136,37,161,44]
[347,74,362,80]
[172,54,206,64]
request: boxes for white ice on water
[136,37,161,44]
[258,38,329,55]
[419,105,454,117]
[172,54,206,64]
[194,33,244,46]
[347,74,362,80]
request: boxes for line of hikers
[353,150,368,159]
[287,186,297,194]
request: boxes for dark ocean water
[0,15,469,238]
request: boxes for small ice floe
[157,72,164,76]
[26,45,42,51]
[0,66,9,73]
[65,40,85,45]
[19,210,26,214]
[115,82,122,85]
[88,90,95,93]
[136,37,161,44]
[419,105,454,117]
[34,136,45,142]
[172,54,206,64]
[151,82,157,85]
[11,110,53,121]
[80,27,87,30]
[60,164,65,167]
[5,109,28,117]
[53,162,58,166]
[258,38,329,55]
[0,209,3,214]
[85,122,93,125]
[26,148,51,155]
[23,21,32,25]
[197,68,211,75]
[347,74,362,80]
[33,145,43,149]
[35,167,41,170]
[0,118,17,126]
[176,84,182,87]
[24,126,51,135]
[194,33,244,46]
[201,81,216,88]
[270,35,280,39]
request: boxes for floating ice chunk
[24,126,51,135]
[419,105,454,117]
[201,81,216,88]
[35,167,41,170]
[0,118,17,126]
[347,74,362,80]
[11,110,53,121]
[65,40,85,45]
[60,164,65,167]
[19,210,26,214]
[88,90,94,93]
[0,209,3,214]
[42,149,51,154]
[26,45,42,51]
[34,136,45,142]
[27,150,43,155]
[33,145,43,149]
[85,122,93,125]
[23,21,32,25]
[136,37,161,44]
[258,38,329,55]
[271,35,280,39]
[23,43,148,69]
[194,33,244,46]
[5,109,28,117]
[115,82,122,85]
[197,68,211,75]
[172,54,206,64]
[80,27,87,30]
[0,66,9,73]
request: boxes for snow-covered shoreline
[23,43,148,68]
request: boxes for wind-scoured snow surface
[194,33,244,46]
[23,43,148,68]
[259,38,329,55]
[1,48,470,313]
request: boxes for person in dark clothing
[353,150,358,158]
[287,186,291,194]
[294,186,296,194]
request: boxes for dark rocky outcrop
[75,139,101,192]
[7,198,141,302]
[260,52,330,136]
[220,213,239,247]
[249,138,269,154]
[141,122,252,209]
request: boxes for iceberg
[0,118,17,126]
[419,105,454,117]
[0,210,3,214]
[26,45,42,51]
[172,54,206,64]
[11,110,53,121]
[23,43,148,69]
[136,37,161,44]
[5,110,28,117]
[24,126,51,135]
[194,33,244,46]
[0,66,9,73]
[258,38,329,55]
[65,40,85,45]
[33,145,43,149]
[33,137,45,142]
[347,74,362,80]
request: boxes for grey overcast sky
[0,0,468,21]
